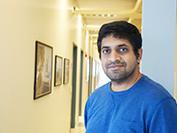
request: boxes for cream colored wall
[81,29,89,120]
[131,19,142,31]
[70,13,85,128]
[175,2,177,100]
[0,0,86,133]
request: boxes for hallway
[0,0,176,133]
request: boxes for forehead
[101,35,132,48]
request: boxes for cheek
[101,59,105,66]
[101,59,107,69]
[126,57,137,67]
[123,53,135,62]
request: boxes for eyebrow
[117,44,128,47]
[101,46,110,49]
[101,44,128,49]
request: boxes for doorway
[70,45,77,128]
[78,50,84,116]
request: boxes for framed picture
[54,55,63,86]
[63,58,70,84]
[34,41,53,99]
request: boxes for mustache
[107,60,126,67]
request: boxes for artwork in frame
[63,58,70,84]
[54,55,63,86]
[34,41,53,99]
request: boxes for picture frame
[34,41,53,99]
[54,55,63,86]
[63,58,70,84]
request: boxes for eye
[102,48,111,54]
[119,47,128,53]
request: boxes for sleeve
[84,99,90,129]
[149,98,177,133]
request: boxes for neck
[111,71,141,92]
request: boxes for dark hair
[97,21,142,58]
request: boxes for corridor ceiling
[74,0,142,44]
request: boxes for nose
[109,50,121,62]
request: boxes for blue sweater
[84,75,177,133]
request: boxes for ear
[137,48,143,61]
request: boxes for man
[84,21,177,133]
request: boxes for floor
[70,126,85,133]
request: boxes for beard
[103,61,137,83]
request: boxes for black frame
[54,55,63,86]
[34,41,53,99]
[63,58,70,84]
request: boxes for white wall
[0,0,85,133]
[142,0,176,95]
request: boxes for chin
[107,75,123,81]
[107,72,132,81]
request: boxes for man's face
[101,35,141,82]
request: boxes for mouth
[107,64,125,69]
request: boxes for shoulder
[138,75,176,107]
[85,82,110,108]
[141,75,172,98]
[88,82,110,101]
